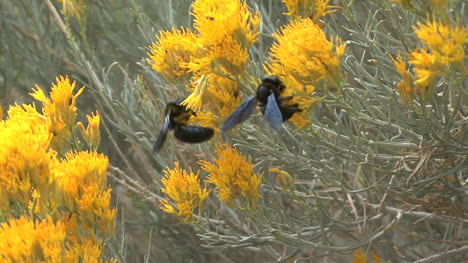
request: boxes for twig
[411,246,468,263]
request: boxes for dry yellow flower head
[200,144,263,208]
[148,27,201,82]
[31,75,85,151]
[282,0,338,22]
[0,216,67,262]
[266,18,345,87]
[0,104,54,211]
[77,111,101,150]
[190,0,260,75]
[160,162,210,221]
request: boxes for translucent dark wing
[263,92,283,130]
[152,111,171,153]
[174,125,214,143]
[220,96,257,132]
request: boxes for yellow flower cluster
[282,0,338,22]
[148,0,260,127]
[200,144,263,208]
[0,76,115,262]
[0,216,66,262]
[148,28,200,82]
[160,145,263,219]
[77,111,102,151]
[266,17,345,128]
[353,248,384,263]
[160,162,210,221]
[31,76,85,152]
[191,0,260,75]
[392,19,467,104]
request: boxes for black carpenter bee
[153,101,214,152]
[221,76,302,131]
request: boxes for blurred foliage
[1,0,467,262]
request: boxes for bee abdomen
[174,125,214,143]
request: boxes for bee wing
[152,111,171,153]
[220,96,257,132]
[264,92,283,130]
[174,125,214,143]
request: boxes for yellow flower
[415,19,468,69]
[0,104,3,119]
[187,74,243,128]
[0,216,67,262]
[181,74,210,111]
[282,0,338,21]
[409,48,446,99]
[31,75,85,151]
[200,144,263,208]
[57,0,86,23]
[270,168,295,191]
[53,151,116,234]
[66,236,115,263]
[353,248,384,263]
[0,104,54,211]
[190,0,260,75]
[160,162,210,221]
[391,51,415,105]
[266,18,346,87]
[148,28,201,82]
[353,249,368,263]
[77,111,101,150]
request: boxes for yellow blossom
[190,0,260,75]
[282,0,338,21]
[270,167,295,191]
[77,111,101,150]
[53,151,116,235]
[57,0,86,24]
[182,74,210,111]
[409,48,446,99]
[160,162,210,221]
[0,104,54,211]
[353,249,368,263]
[414,19,468,69]
[0,104,3,119]
[353,248,384,263]
[66,237,114,263]
[31,75,85,151]
[200,144,263,208]
[188,74,243,127]
[148,28,201,82]
[266,18,345,87]
[0,216,67,263]
[391,51,415,105]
